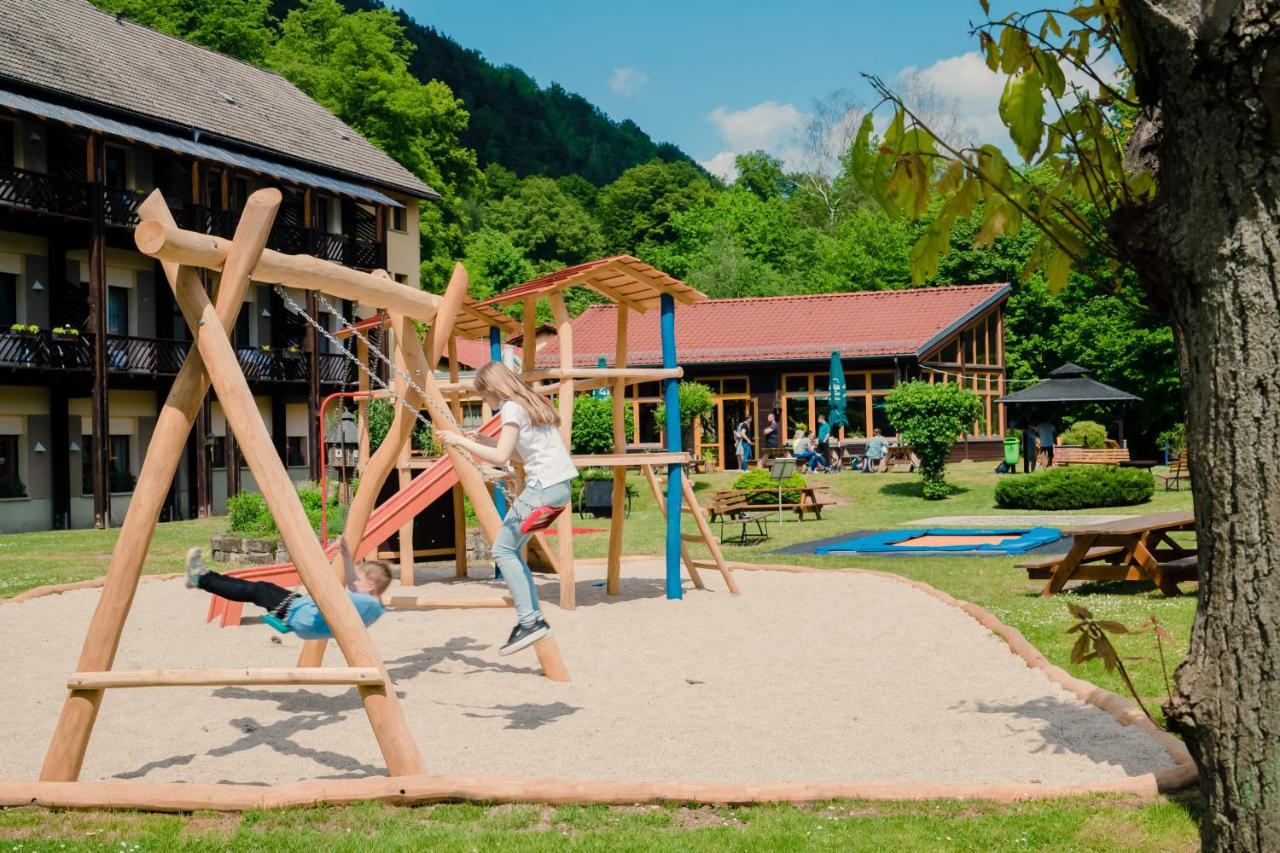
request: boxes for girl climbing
[439,360,578,656]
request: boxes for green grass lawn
[0,462,1200,850]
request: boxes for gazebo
[997,363,1141,443]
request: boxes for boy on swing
[185,537,392,639]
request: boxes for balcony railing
[0,330,352,385]
[0,165,92,219]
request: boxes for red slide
[206,415,503,627]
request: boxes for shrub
[1060,419,1108,449]
[883,380,982,500]
[1157,424,1187,455]
[228,491,275,537]
[653,381,714,431]
[570,467,637,505]
[995,465,1155,510]
[732,468,807,504]
[571,394,634,454]
[365,399,435,454]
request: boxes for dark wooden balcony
[0,330,352,385]
[0,165,92,219]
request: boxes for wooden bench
[1015,546,1127,580]
[754,446,789,469]
[706,491,773,544]
[1156,451,1189,490]
[1053,447,1131,466]
[709,486,835,521]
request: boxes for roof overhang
[478,256,706,313]
[913,283,1011,357]
[0,85,415,207]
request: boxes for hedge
[1059,420,1107,449]
[994,465,1154,510]
[228,485,345,538]
[732,468,807,504]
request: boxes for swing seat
[262,613,294,634]
[521,504,565,535]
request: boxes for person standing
[762,411,781,451]
[734,417,752,471]
[816,414,831,459]
[1022,425,1039,473]
[1036,421,1056,467]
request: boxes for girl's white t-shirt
[500,400,579,487]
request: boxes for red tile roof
[449,337,520,370]
[536,284,1010,367]
[475,255,706,312]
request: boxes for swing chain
[273,286,515,498]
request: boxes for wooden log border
[0,561,1195,810]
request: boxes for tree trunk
[1113,3,1280,849]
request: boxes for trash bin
[1004,436,1021,467]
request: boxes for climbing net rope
[275,286,515,496]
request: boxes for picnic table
[883,445,918,472]
[1017,511,1197,597]
[708,485,835,521]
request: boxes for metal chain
[274,286,515,496]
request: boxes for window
[82,435,135,493]
[0,434,21,497]
[104,145,128,190]
[391,206,406,232]
[0,271,16,327]
[107,286,129,336]
[234,302,250,346]
[0,121,14,169]
[317,311,332,353]
[286,436,307,467]
[317,196,339,234]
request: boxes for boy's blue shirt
[286,592,385,639]
[817,423,831,442]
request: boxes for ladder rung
[690,560,723,569]
[681,533,708,543]
[67,667,386,689]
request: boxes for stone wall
[211,534,288,565]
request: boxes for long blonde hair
[475,361,559,427]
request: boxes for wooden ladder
[640,464,741,595]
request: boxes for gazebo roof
[452,296,520,340]
[475,255,706,313]
[998,364,1141,405]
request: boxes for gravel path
[0,562,1172,787]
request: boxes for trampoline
[813,527,1062,556]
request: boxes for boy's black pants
[197,572,291,611]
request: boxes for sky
[393,0,1029,180]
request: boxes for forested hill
[270,0,693,184]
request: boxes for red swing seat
[521,504,565,534]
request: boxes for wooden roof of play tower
[476,255,706,313]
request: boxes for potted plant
[8,323,39,339]
[283,343,304,360]
[700,447,719,473]
[51,326,80,343]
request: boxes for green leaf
[1000,70,1046,161]
[1044,245,1073,293]
[1039,12,1061,39]
[998,26,1029,74]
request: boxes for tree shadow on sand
[459,700,582,730]
[958,694,1170,775]
[383,636,544,680]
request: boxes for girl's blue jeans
[492,478,572,624]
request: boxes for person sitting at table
[792,428,828,472]
[862,428,888,472]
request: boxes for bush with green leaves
[1157,424,1187,455]
[883,380,982,500]
[1060,419,1108,449]
[570,394,634,454]
[995,465,1155,510]
[227,485,344,538]
[653,381,714,431]
[570,466,637,505]
[732,467,807,504]
[364,399,434,454]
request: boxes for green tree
[734,150,793,201]
[460,229,533,301]
[482,177,603,266]
[596,160,717,253]
[570,394,634,455]
[856,3,1280,845]
[883,381,981,500]
[268,0,480,288]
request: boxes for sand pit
[0,561,1179,795]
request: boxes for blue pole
[661,294,683,600]
[489,326,506,579]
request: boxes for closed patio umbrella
[827,350,848,429]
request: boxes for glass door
[720,398,756,471]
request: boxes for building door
[720,397,755,471]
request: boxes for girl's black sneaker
[499,619,551,655]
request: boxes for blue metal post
[489,326,506,579]
[661,294,683,600]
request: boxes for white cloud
[894,51,1124,159]
[699,100,809,181]
[609,67,648,97]
[698,150,740,181]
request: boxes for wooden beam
[166,217,423,777]
[429,263,469,364]
[38,189,280,784]
[548,293,576,611]
[68,668,384,689]
[679,471,740,595]
[452,483,468,579]
[640,464,703,590]
[607,306,629,596]
[525,367,683,381]
[389,596,513,610]
[571,452,688,467]
[134,221,440,324]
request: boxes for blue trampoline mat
[813,527,1062,555]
